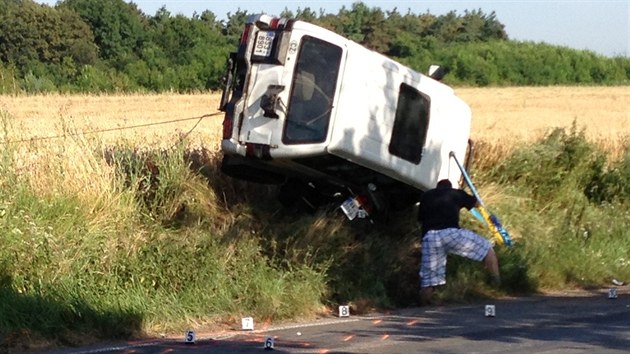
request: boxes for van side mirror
[428,65,445,81]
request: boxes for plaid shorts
[420,228,491,288]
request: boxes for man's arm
[459,190,479,210]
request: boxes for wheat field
[459,86,630,142]
[0,93,225,149]
[0,86,628,155]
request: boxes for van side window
[389,84,430,164]
[283,36,342,144]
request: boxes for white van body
[219,14,472,217]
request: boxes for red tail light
[240,24,251,45]
[270,18,280,29]
[222,117,233,139]
[355,195,373,215]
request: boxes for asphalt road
[47,286,629,354]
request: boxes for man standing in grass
[418,179,501,305]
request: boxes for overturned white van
[219,14,473,219]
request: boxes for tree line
[1,0,628,94]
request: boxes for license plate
[340,198,360,220]
[253,31,275,57]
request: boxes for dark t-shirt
[418,186,477,237]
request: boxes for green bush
[21,72,57,93]
[486,124,604,203]
[0,64,20,94]
[586,146,630,203]
[475,126,630,289]
[409,41,630,86]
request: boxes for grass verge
[0,110,629,351]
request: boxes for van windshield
[283,36,342,144]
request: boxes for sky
[35,1,630,57]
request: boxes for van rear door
[221,15,344,160]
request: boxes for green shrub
[486,123,605,203]
[586,146,630,203]
[0,64,20,94]
[21,72,57,93]
[475,125,630,289]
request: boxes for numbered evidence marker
[242,316,254,330]
[608,288,618,299]
[263,336,274,351]
[184,330,196,344]
[338,305,350,317]
[485,305,496,317]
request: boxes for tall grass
[475,124,630,289]
[0,110,327,350]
